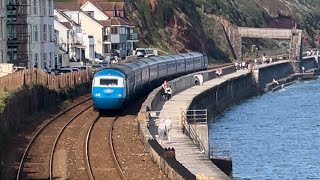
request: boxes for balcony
[7,36,27,44]
[110,34,127,43]
[103,35,111,43]
[127,33,139,42]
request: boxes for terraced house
[55,0,138,61]
[54,9,95,67]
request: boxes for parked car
[58,68,74,75]
[136,49,146,58]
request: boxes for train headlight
[117,94,122,97]
[95,93,101,97]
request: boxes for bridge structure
[212,15,303,73]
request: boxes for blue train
[92,52,208,111]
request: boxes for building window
[8,25,16,39]
[86,11,94,17]
[35,53,38,67]
[49,52,53,68]
[122,43,126,50]
[0,18,2,40]
[111,44,118,50]
[48,25,53,41]
[48,0,52,16]
[111,27,118,34]
[0,49,3,63]
[120,27,126,34]
[32,0,37,15]
[104,44,109,53]
[43,25,47,41]
[33,25,38,42]
[43,53,47,67]
[42,0,46,16]
[89,45,94,59]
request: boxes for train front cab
[92,69,126,110]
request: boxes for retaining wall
[302,56,319,71]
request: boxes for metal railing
[148,109,208,153]
[185,109,207,124]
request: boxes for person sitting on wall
[194,75,200,85]
[165,85,172,100]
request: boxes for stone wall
[302,56,319,71]
[252,61,294,91]
[188,73,254,121]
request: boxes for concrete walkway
[148,70,249,179]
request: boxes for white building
[0,0,6,63]
[27,0,55,69]
[54,9,95,66]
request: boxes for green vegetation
[0,89,11,114]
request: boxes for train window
[100,79,118,86]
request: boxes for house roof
[60,22,72,29]
[110,17,134,26]
[55,10,80,26]
[55,2,81,11]
[98,20,111,27]
[94,1,124,11]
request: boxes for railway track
[15,98,93,180]
[85,116,128,180]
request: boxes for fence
[185,109,207,124]
[0,68,94,93]
[148,109,208,153]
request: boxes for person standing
[165,117,172,142]
[158,118,166,145]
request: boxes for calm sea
[209,79,320,179]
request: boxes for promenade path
[148,69,249,179]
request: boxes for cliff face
[126,0,320,62]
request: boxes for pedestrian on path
[165,116,172,142]
[179,108,186,133]
[158,118,166,145]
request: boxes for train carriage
[121,63,142,94]
[189,52,204,69]
[148,56,168,78]
[141,58,158,82]
[179,53,194,72]
[171,54,186,73]
[132,60,150,88]
[92,52,208,110]
[162,55,177,76]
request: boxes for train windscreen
[100,79,118,86]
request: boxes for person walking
[158,118,166,145]
[165,116,172,142]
